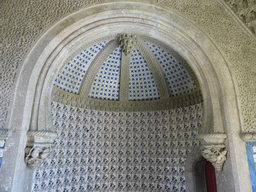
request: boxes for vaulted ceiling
[53,35,200,110]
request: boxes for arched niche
[1,2,251,192]
[185,147,207,192]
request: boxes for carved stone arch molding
[3,2,251,192]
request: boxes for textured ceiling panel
[53,41,109,94]
[145,41,196,96]
[129,49,160,101]
[88,46,122,100]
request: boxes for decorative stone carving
[25,131,57,168]
[241,133,256,141]
[52,86,202,111]
[119,34,137,56]
[201,144,227,171]
[197,133,227,144]
[248,20,256,34]
[25,146,52,168]
[224,0,256,34]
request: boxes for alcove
[1,2,250,191]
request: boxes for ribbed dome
[53,35,197,104]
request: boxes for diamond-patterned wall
[32,101,203,191]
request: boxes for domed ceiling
[52,35,201,111]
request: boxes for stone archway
[1,2,250,191]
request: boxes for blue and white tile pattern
[129,49,159,101]
[145,41,196,96]
[88,46,121,100]
[54,40,197,100]
[246,142,256,191]
[32,102,203,192]
[0,140,5,167]
[54,41,109,94]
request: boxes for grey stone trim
[26,130,58,137]
[136,40,170,99]
[241,133,256,141]
[52,86,202,111]
[197,133,227,144]
[119,51,131,101]
[79,39,119,96]
[26,131,57,147]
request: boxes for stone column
[198,133,227,171]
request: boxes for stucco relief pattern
[223,0,256,34]
[31,101,203,191]
[0,1,255,132]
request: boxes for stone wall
[1,0,255,133]
[31,102,203,191]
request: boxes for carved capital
[25,146,52,168]
[119,34,137,56]
[25,131,57,168]
[201,144,227,171]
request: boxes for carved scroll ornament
[25,131,57,168]
[201,144,227,171]
[25,146,52,168]
[119,34,137,56]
